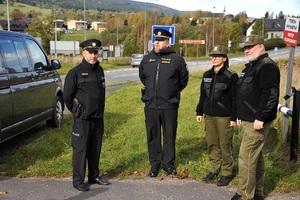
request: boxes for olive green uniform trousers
[205,115,234,177]
[237,121,272,200]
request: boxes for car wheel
[47,96,64,128]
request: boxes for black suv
[0,30,64,143]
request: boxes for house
[18,17,33,24]
[265,19,286,39]
[246,18,286,40]
[67,20,86,30]
[90,21,107,32]
[0,20,28,32]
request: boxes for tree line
[5,1,293,57]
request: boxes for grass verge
[0,58,300,196]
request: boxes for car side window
[25,39,48,70]
[14,41,31,72]
[0,54,5,74]
[0,39,30,73]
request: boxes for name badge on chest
[161,57,171,64]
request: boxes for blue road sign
[151,25,175,45]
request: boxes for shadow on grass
[0,122,60,176]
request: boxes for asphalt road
[1,175,300,200]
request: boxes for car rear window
[132,54,143,59]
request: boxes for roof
[18,17,33,24]
[0,30,34,38]
[0,20,28,32]
[264,19,286,31]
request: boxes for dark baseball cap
[80,39,101,51]
[243,35,264,47]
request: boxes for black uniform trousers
[72,118,104,187]
[144,107,178,170]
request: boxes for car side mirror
[51,59,62,70]
[34,62,44,71]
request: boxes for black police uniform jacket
[236,53,280,122]
[196,65,238,121]
[139,47,189,109]
[64,58,105,119]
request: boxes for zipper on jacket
[155,59,160,109]
[210,73,217,113]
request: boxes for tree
[234,12,248,24]
[278,11,284,19]
[10,8,24,20]
[25,16,59,54]
[221,23,244,53]
[27,10,39,18]
[251,19,268,39]
[171,14,180,24]
[265,11,269,19]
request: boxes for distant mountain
[17,0,183,15]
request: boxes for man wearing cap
[196,45,238,187]
[139,28,189,177]
[231,35,280,200]
[64,39,110,191]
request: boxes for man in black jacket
[231,35,280,200]
[64,39,110,192]
[139,28,189,177]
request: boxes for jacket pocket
[203,82,211,98]
[213,83,227,101]
[241,77,253,97]
[72,98,82,118]
[71,119,83,152]
[141,88,149,102]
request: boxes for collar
[245,53,269,68]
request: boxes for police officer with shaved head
[139,28,189,177]
[231,35,280,200]
[64,39,110,192]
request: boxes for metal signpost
[179,39,206,66]
[279,17,300,161]
[282,17,300,143]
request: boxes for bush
[265,38,287,51]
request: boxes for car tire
[47,96,64,128]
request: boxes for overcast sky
[134,0,300,18]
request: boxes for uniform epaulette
[223,69,235,78]
[227,69,236,74]
[263,57,273,64]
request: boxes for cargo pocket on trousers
[71,120,83,153]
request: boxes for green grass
[0,64,300,196]
[54,30,132,75]
[60,30,102,42]
[0,3,51,18]
[55,54,132,75]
